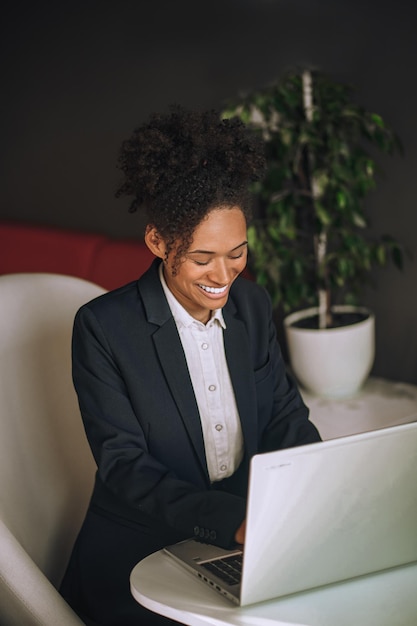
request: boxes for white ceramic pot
[284,305,375,399]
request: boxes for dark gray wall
[1,1,416,384]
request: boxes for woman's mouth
[198,284,228,295]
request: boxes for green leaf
[370,113,385,128]
[315,203,332,225]
[352,213,367,228]
[376,245,386,265]
[336,190,347,209]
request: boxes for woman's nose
[209,258,230,284]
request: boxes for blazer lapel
[138,261,209,483]
[153,322,208,475]
[222,306,258,460]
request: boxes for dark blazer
[72,259,321,551]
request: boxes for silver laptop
[164,421,417,606]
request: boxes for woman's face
[146,206,248,323]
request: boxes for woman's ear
[144,225,166,259]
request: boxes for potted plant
[222,68,404,398]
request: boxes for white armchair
[0,273,106,625]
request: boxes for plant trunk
[302,70,332,328]
[316,234,327,329]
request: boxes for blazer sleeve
[72,304,246,549]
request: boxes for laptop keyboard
[201,554,243,586]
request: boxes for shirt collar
[158,262,226,329]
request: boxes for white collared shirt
[159,264,244,483]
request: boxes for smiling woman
[59,105,321,626]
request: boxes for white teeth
[199,284,227,294]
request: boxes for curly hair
[115,105,266,268]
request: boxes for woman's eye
[229,251,244,260]
[191,250,245,265]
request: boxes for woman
[60,106,321,625]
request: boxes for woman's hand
[234,519,246,545]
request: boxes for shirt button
[215,424,223,431]
[208,384,216,392]
[201,342,209,350]
[220,464,227,472]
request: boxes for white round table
[131,550,417,626]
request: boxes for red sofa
[0,221,155,291]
